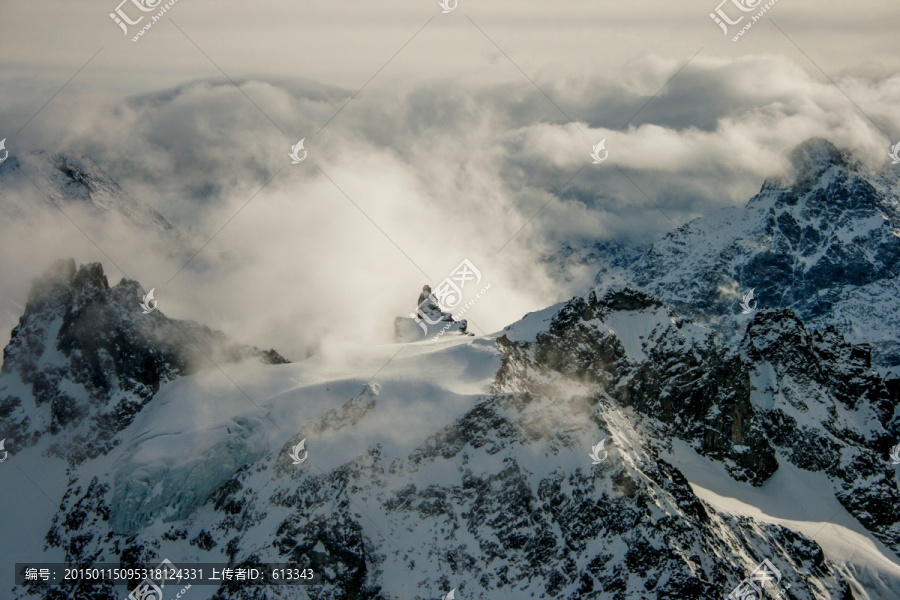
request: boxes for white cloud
[0,51,898,360]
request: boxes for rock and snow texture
[500,289,900,554]
[0,150,202,343]
[598,138,900,367]
[2,262,899,599]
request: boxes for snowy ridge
[0,150,197,267]
[666,438,900,600]
[8,334,855,599]
[495,288,899,593]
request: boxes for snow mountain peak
[785,137,856,183]
[4,138,900,599]
[611,138,900,366]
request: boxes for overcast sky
[2,0,899,92]
[1,0,899,358]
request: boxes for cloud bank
[0,53,898,361]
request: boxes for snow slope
[666,439,900,600]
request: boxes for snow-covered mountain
[3,260,898,599]
[599,139,900,368]
[500,289,899,553]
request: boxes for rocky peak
[38,152,111,199]
[589,286,666,313]
[761,138,877,214]
[20,259,109,320]
[787,137,855,182]
[0,259,288,463]
[739,309,817,367]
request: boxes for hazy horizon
[1,0,899,359]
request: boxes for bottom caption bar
[15,560,318,586]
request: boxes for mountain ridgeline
[2,139,899,599]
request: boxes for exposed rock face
[0,151,177,234]
[28,364,860,600]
